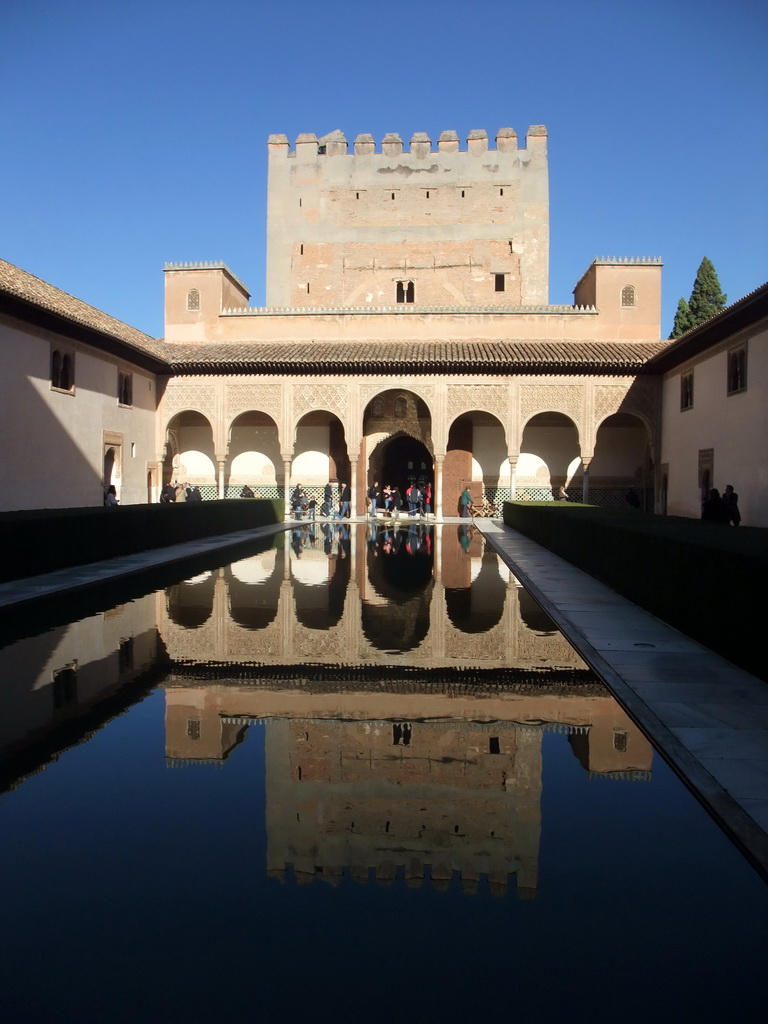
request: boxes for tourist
[555,485,568,501]
[625,487,641,509]
[723,484,741,525]
[390,486,402,518]
[160,483,176,503]
[701,488,729,523]
[104,484,119,507]
[424,481,432,515]
[189,486,203,501]
[240,484,254,498]
[338,483,351,519]
[459,487,472,517]
[322,481,334,517]
[367,480,379,517]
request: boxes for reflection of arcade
[160,525,588,670]
[163,675,653,898]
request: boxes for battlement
[268,125,547,158]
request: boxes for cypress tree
[669,297,694,339]
[687,257,727,325]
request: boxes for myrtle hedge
[0,500,284,584]
[503,501,766,682]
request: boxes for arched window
[727,345,747,394]
[394,396,407,419]
[118,371,133,406]
[187,288,200,311]
[60,353,73,391]
[372,396,385,418]
[621,285,636,308]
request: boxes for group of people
[160,481,203,503]
[702,484,741,525]
[369,480,433,517]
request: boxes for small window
[372,396,385,418]
[621,285,636,308]
[613,731,628,753]
[187,719,201,740]
[186,288,200,311]
[489,737,500,754]
[461,189,465,198]
[425,190,430,198]
[681,372,694,410]
[396,281,414,304]
[51,349,75,392]
[118,371,133,407]
[299,243,304,255]
[727,345,747,394]
[391,192,395,200]
[355,192,360,199]
[394,396,407,419]
[499,188,504,196]
[119,637,134,672]
[53,665,77,709]
[494,273,505,293]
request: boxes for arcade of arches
[159,376,656,514]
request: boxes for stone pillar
[282,456,292,518]
[350,450,360,517]
[508,454,519,502]
[434,455,445,519]
[581,457,592,504]
[216,459,226,499]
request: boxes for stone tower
[266,126,549,308]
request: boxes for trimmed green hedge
[503,502,767,682]
[0,499,284,583]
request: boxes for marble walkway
[475,518,768,881]
[0,515,766,879]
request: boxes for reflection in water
[2,525,766,1023]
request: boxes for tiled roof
[0,259,166,360]
[166,339,669,375]
[644,281,768,373]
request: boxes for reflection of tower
[264,717,541,897]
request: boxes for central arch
[371,433,433,507]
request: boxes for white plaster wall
[660,325,767,525]
[0,315,158,511]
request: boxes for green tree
[669,257,727,338]
[688,257,727,324]
[669,297,694,339]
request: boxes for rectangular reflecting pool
[0,523,765,1023]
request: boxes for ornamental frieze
[520,384,582,424]
[447,384,510,422]
[162,384,217,422]
[293,383,349,417]
[226,384,282,424]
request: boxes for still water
[0,523,764,1024]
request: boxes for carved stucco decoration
[520,384,582,427]
[225,622,283,658]
[359,382,437,418]
[292,622,347,659]
[161,620,218,662]
[162,384,217,425]
[293,383,349,419]
[444,624,507,662]
[226,384,283,426]
[447,384,510,426]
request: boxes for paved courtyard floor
[1,516,766,880]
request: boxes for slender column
[508,454,519,502]
[216,460,226,499]
[282,456,292,518]
[350,450,360,518]
[581,457,592,504]
[434,455,445,519]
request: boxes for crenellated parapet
[268,126,546,158]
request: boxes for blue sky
[1,0,766,339]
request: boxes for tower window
[494,273,505,293]
[613,731,629,753]
[727,345,747,394]
[681,372,694,411]
[391,192,395,200]
[299,244,304,255]
[53,665,77,709]
[396,281,414,303]
[461,189,465,198]
[118,371,133,407]
[51,349,75,392]
[621,285,636,308]
[499,188,504,196]
[186,288,200,311]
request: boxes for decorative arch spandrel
[447,384,510,427]
[161,383,217,431]
[520,384,583,432]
